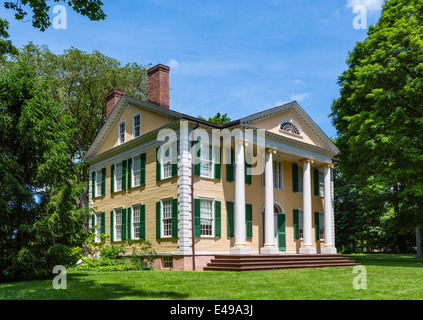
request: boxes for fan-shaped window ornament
[279,119,303,137]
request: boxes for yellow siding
[96,104,174,156]
[92,146,178,253]
[250,110,325,149]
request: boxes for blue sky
[2,0,384,138]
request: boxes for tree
[0,18,17,60]
[198,112,232,125]
[2,0,106,31]
[331,0,423,257]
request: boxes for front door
[277,214,286,251]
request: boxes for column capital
[265,148,277,154]
[300,158,314,164]
[320,163,334,168]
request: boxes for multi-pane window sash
[133,114,141,138]
[162,200,172,237]
[95,170,102,197]
[115,209,122,241]
[95,212,102,242]
[200,143,213,178]
[319,171,324,197]
[319,213,324,240]
[132,205,140,239]
[200,200,213,236]
[162,146,173,179]
[115,163,122,191]
[133,155,141,187]
[273,161,283,190]
[298,210,304,239]
[298,168,303,193]
[119,122,125,144]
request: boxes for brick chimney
[105,89,125,118]
[147,64,170,109]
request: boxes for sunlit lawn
[0,254,422,300]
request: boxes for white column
[231,140,250,255]
[322,164,337,254]
[261,149,279,254]
[299,158,316,254]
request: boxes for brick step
[204,262,358,271]
[210,256,351,264]
[204,254,358,271]
[208,259,355,267]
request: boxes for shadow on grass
[345,254,423,268]
[1,272,190,300]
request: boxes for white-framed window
[115,162,122,192]
[132,155,141,187]
[162,255,173,268]
[319,169,324,197]
[114,208,122,242]
[299,209,304,240]
[279,118,303,137]
[94,212,102,242]
[95,169,102,197]
[200,143,214,178]
[161,199,173,238]
[118,121,126,145]
[273,161,283,190]
[319,212,324,241]
[298,166,303,193]
[200,199,214,237]
[132,113,141,138]
[160,144,174,179]
[132,204,141,240]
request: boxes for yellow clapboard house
[85,64,340,270]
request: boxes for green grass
[0,254,422,300]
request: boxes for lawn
[0,254,422,300]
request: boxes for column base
[299,246,317,254]
[260,246,280,255]
[230,245,251,255]
[321,246,337,254]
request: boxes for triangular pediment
[240,102,339,154]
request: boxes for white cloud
[293,79,305,85]
[168,59,179,68]
[290,93,310,102]
[346,0,383,13]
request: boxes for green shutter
[292,164,299,192]
[245,153,252,185]
[156,201,161,238]
[193,141,201,176]
[215,200,221,237]
[277,214,286,251]
[127,207,132,240]
[314,169,319,196]
[172,141,178,177]
[293,209,299,240]
[194,198,201,237]
[140,153,146,185]
[91,171,96,198]
[156,147,161,181]
[246,203,253,238]
[110,164,115,193]
[122,160,127,190]
[226,201,234,237]
[214,146,221,180]
[121,208,127,241]
[172,198,178,238]
[100,212,106,235]
[110,210,114,242]
[91,214,95,229]
[127,158,132,189]
[226,148,235,182]
[140,204,146,239]
[315,212,320,241]
[101,168,106,196]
